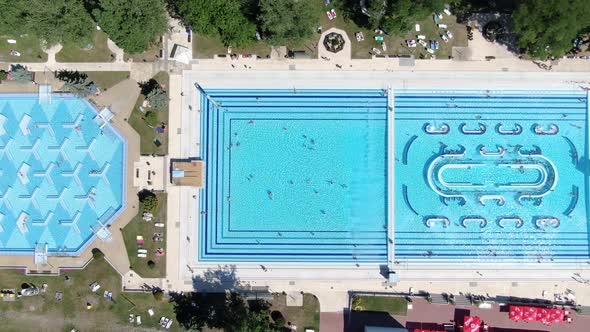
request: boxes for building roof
[171,160,204,187]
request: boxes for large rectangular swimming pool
[199,88,590,263]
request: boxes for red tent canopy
[549,308,565,323]
[509,305,524,321]
[523,306,538,322]
[464,315,482,332]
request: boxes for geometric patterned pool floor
[0,94,126,255]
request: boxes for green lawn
[122,193,167,278]
[0,34,47,62]
[193,34,272,59]
[191,0,467,60]
[124,40,162,62]
[352,295,408,316]
[270,293,320,331]
[128,71,169,155]
[56,31,114,63]
[84,71,130,91]
[0,258,179,331]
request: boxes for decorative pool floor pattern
[395,90,590,262]
[0,94,126,255]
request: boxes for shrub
[138,190,158,213]
[10,64,33,82]
[146,87,169,110]
[0,70,7,81]
[92,248,104,260]
[270,311,285,327]
[153,289,164,301]
[147,260,156,269]
[352,296,364,311]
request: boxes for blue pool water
[395,90,590,262]
[200,88,590,263]
[200,89,388,261]
[0,94,126,255]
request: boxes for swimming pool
[199,89,388,262]
[200,88,590,263]
[395,90,590,262]
[0,94,126,255]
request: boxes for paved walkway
[318,27,351,61]
[107,39,125,63]
[91,79,140,119]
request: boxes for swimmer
[267,191,273,200]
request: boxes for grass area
[0,34,47,62]
[193,33,272,59]
[128,71,170,155]
[352,295,408,316]
[124,40,162,62]
[122,193,167,278]
[55,31,113,63]
[84,71,129,91]
[0,258,178,331]
[270,293,320,331]
[191,0,467,60]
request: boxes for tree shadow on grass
[169,265,246,331]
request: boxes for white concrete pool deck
[157,69,590,312]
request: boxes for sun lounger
[443,8,452,16]
[138,249,148,254]
[415,24,420,32]
[89,282,100,292]
[417,35,426,40]
[441,34,449,42]
[381,42,387,51]
[137,253,147,258]
[330,9,336,19]
[165,319,173,329]
[438,24,447,29]
[154,223,165,228]
[136,316,142,325]
[446,31,453,39]
[374,35,383,41]
[355,32,364,42]
[136,235,144,244]
[148,308,155,316]
[326,11,334,20]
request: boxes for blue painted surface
[395,90,590,262]
[199,89,388,262]
[0,94,126,255]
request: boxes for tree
[258,0,319,45]
[513,0,590,59]
[364,0,387,28]
[10,65,33,82]
[146,87,169,110]
[28,0,94,47]
[138,190,158,213]
[381,0,444,34]
[235,309,281,332]
[483,21,507,42]
[55,70,96,97]
[177,0,256,47]
[93,0,167,53]
[0,0,94,46]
